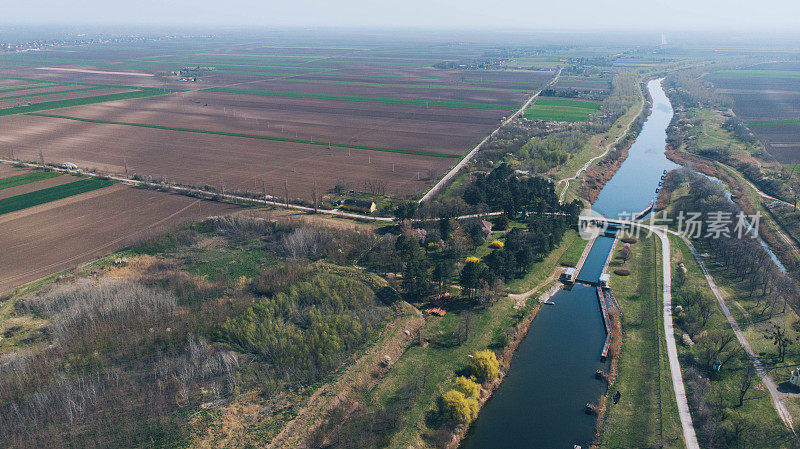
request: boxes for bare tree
[765,323,795,363]
[737,364,755,407]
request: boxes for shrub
[280,227,332,260]
[492,214,509,231]
[614,269,631,276]
[471,349,499,382]
[216,273,389,385]
[465,256,480,263]
[488,240,504,249]
[491,329,511,348]
[621,237,637,244]
[208,215,275,241]
[453,376,481,400]
[437,389,479,423]
[560,261,576,267]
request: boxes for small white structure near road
[789,368,800,388]
[599,273,610,287]
[560,267,576,284]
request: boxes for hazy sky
[4,0,800,32]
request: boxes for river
[593,79,679,219]
[462,79,674,448]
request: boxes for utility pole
[39,150,44,167]
[123,157,128,176]
[284,179,289,209]
[312,181,318,214]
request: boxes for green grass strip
[0,171,61,190]
[207,87,517,110]
[0,86,106,103]
[0,178,114,215]
[0,82,61,93]
[277,77,530,92]
[0,76,180,91]
[745,119,800,126]
[0,88,178,116]
[710,69,800,79]
[27,113,460,159]
[557,79,610,86]
[523,105,598,122]
[533,97,601,109]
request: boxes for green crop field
[207,87,518,110]
[0,86,105,103]
[710,69,800,79]
[278,77,530,92]
[0,171,61,190]
[28,113,461,158]
[0,88,179,116]
[523,97,600,121]
[0,178,114,215]
[0,82,60,93]
[745,119,800,125]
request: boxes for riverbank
[555,72,647,205]
[580,82,653,204]
[665,148,800,274]
[666,234,796,447]
[593,234,684,448]
[445,284,554,448]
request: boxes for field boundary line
[418,67,562,203]
[205,87,518,110]
[26,113,459,159]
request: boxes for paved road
[672,230,795,432]
[651,227,701,449]
[419,67,562,204]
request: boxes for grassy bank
[505,228,586,293]
[597,233,683,448]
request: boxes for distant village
[0,34,178,53]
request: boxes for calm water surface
[592,79,678,219]
[462,79,676,449]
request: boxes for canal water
[461,284,606,449]
[462,79,675,448]
[575,236,615,284]
[592,78,679,219]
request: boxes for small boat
[543,301,555,305]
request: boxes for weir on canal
[462,79,675,449]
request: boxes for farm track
[672,231,795,432]
[419,67,562,203]
[557,86,646,203]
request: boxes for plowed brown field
[0,183,238,293]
